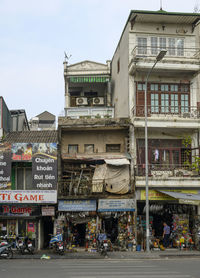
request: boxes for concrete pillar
[107,81,112,106]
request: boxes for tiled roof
[3,130,58,143]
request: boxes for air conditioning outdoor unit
[76,97,88,106]
[92,97,104,105]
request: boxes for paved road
[0,258,200,278]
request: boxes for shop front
[57,200,97,251]
[137,189,200,250]
[0,204,40,248]
[98,199,136,251]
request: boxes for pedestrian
[163,222,170,248]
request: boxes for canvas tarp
[92,162,130,194]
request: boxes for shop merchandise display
[86,218,97,251]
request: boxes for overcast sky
[0,0,199,120]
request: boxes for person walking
[163,222,170,248]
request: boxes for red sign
[2,205,32,215]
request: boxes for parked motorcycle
[0,242,13,259]
[19,236,34,255]
[49,234,65,255]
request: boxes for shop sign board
[0,143,11,189]
[0,190,57,204]
[140,190,199,201]
[0,205,40,217]
[58,200,96,211]
[42,206,55,216]
[98,199,135,212]
[11,143,32,161]
[179,199,200,205]
[32,143,57,190]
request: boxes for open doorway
[43,217,53,249]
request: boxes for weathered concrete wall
[61,129,128,154]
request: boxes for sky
[0,0,200,121]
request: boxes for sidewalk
[12,248,200,260]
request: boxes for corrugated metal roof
[3,130,58,143]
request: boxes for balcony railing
[65,107,114,119]
[58,179,106,197]
[133,105,200,119]
[135,164,199,177]
[131,46,200,60]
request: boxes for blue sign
[58,200,96,211]
[98,199,135,212]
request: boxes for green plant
[182,136,200,172]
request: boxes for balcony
[132,105,200,129]
[135,164,200,188]
[129,46,200,73]
[65,107,114,119]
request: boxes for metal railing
[133,105,200,118]
[135,164,199,177]
[131,46,200,60]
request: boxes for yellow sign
[140,190,198,201]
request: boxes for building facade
[112,10,200,248]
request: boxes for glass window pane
[168,38,176,55]
[160,37,166,50]
[17,168,24,190]
[84,144,94,154]
[177,38,184,56]
[68,145,78,154]
[138,83,143,90]
[151,37,158,55]
[25,168,32,190]
[138,37,147,55]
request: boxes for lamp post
[145,50,167,252]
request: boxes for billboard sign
[0,143,11,189]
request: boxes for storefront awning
[158,190,200,205]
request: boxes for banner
[0,205,40,217]
[42,206,55,216]
[32,143,57,190]
[0,190,57,204]
[140,189,199,201]
[0,143,11,189]
[11,143,32,161]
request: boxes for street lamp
[145,50,167,252]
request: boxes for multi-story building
[0,130,58,249]
[56,60,136,250]
[112,10,200,247]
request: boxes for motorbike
[0,242,13,259]
[15,236,25,254]
[97,239,108,257]
[19,236,34,255]
[49,234,65,255]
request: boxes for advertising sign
[42,206,55,216]
[11,143,32,161]
[58,200,96,211]
[140,190,199,201]
[32,143,57,190]
[0,205,40,217]
[0,143,11,189]
[98,199,135,212]
[0,190,57,204]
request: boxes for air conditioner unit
[93,97,104,105]
[76,97,88,106]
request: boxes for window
[138,83,146,91]
[84,144,94,154]
[16,167,32,190]
[150,84,158,91]
[138,37,147,54]
[68,145,78,154]
[171,94,179,113]
[177,39,184,56]
[106,144,121,152]
[168,38,176,55]
[170,84,178,92]
[161,94,169,113]
[161,84,169,91]
[151,94,159,113]
[181,94,189,112]
[159,37,166,50]
[151,37,158,55]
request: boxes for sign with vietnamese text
[58,200,96,211]
[0,190,57,204]
[32,143,57,190]
[0,143,11,189]
[98,199,135,212]
[0,205,40,217]
[42,206,55,216]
